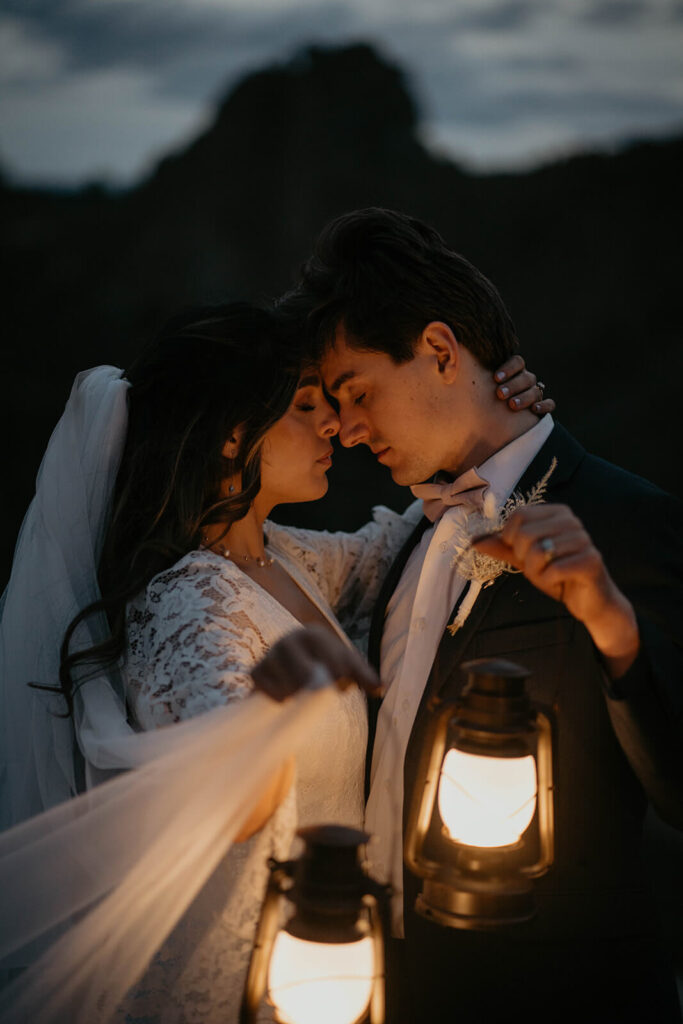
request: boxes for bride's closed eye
[293,387,318,413]
[293,370,324,414]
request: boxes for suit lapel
[423,574,510,704]
[515,422,585,497]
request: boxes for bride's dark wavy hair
[55,302,300,716]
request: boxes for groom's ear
[421,321,459,383]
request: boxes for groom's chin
[389,464,417,487]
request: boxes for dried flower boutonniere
[447,457,558,636]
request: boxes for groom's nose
[338,412,368,448]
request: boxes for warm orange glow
[267,932,375,1024]
[438,748,537,847]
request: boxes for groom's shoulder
[550,425,682,539]
[579,450,675,504]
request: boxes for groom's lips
[374,447,390,463]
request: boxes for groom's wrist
[584,587,640,679]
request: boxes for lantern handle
[363,891,390,1024]
[522,709,555,877]
[404,700,454,878]
[239,860,294,1023]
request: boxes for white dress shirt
[365,415,555,933]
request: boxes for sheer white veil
[0,366,334,1021]
[1,366,134,831]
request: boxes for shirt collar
[478,415,555,508]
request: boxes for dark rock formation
[3,42,682,581]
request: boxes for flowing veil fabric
[0,366,339,1020]
[0,682,336,1023]
[1,366,134,831]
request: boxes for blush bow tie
[410,466,490,523]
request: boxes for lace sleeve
[125,552,292,729]
[268,501,423,654]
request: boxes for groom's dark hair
[282,207,519,369]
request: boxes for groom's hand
[252,624,383,702]
[473,504,640,678]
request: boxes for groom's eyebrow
[329,370,356,394]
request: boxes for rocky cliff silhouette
[3,42,682,583]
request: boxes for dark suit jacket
[368,424,683,1023]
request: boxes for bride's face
[258,370,339,506]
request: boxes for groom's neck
[440,399,538,477]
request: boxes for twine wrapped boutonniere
[447,457,558,636]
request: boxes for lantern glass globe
[267,931,375,1024]
[438,749,538,847]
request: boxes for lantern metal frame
[240,824,390,1024]
[405,657,554,931]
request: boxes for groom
[268,209,683,1022]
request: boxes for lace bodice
[117,502,421,1024]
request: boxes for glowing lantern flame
[438,748,538,847]
[267,932,375,1024]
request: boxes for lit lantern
[404,658,554,930]
[240,825,389,1024]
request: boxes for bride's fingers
[501,374,552,414]
[497,367,536,402]
[494,354,525,384]
[252,625,382,702]
[533,395,556,416]
[252,646,317,702]
[492,356,555,417]
[300,627,382,695]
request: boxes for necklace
[201,536,274,569]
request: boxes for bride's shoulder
[128,548,248,616]
[265,501,423,555]
[265,520,317,552]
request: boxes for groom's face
[321,326,452,486]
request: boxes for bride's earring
[222,434,240,495]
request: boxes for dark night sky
[2,0,683,187]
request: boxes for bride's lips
[316,449,334,467]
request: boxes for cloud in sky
[0,0,682,185]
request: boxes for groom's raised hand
[252,624,383,702]
[473,504,641,679]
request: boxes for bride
[0,302,548,1022]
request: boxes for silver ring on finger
[539,536,556,567]
[537,380,546,397]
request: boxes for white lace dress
[115,504,421,1024]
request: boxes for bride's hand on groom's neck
[252,624,383,703]
[493,354,555,417]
